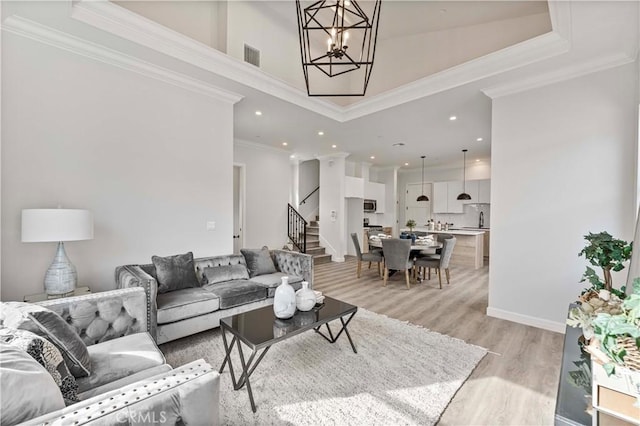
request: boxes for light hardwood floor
[313,257,564,425]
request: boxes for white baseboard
[332,256,345,262]
[486,307,566,334]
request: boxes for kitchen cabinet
[478,179,491,203]
[345,176,364,198]
[364,181,386,213]
[462,180,479,204]
[433,181,464,213]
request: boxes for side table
[23,286,91,303]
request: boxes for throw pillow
[0,302,91,378]
[0,328,79,405]
[0,341,66,424]
[202,264,250,285]
[241,247,277,278]
[152,252,201,294]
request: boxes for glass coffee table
[218,296,358,412]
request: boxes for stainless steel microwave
[364,199,377,212]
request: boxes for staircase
[305,221,332,265]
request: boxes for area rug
[160,308,487,425]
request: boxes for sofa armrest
[26,360,220,425]
[271,249,314,288]
[36,288,147,346]
[116,265,158,340]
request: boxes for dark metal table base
[218,311,358,413]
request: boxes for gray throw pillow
[0,327,79,405]
[241,247,277,278]
[152,252,201,294]
[0,302,91,378]
[202,264,250,285]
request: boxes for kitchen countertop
[401,227,486,236]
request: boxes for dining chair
[351,233,383,278]
[381,238,413,289]
[414,237,457,289]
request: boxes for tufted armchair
[1,288,220,425]
[116,250,313,344]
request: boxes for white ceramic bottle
[273,276,296,319]
[295,281,316,312]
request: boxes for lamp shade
[22,209,93,242]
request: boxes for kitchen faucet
[479,211,485,228]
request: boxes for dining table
[368,237,442,252]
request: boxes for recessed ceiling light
[282,142,288,146]
[370,156,375,160]
[476,159,481,162]
[449,116,457,121]
[404,162,409,166]
[318,131,324,136]
[332,144,337,148]
[477,137,483,142]
[290,154,295,159]
[255,111,262,116]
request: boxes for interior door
[406,183,431,227]
[233,165,243,254]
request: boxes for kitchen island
[400,227,486,269]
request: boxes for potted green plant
[405,219,417,233]
[579,231,632,298]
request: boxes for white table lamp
[22,209,94,296]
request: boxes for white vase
[273,276,296,319]
[295,281,316,312]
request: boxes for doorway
[233,164,245,254]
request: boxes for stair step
[309,221,319,227]
[313,253,332,265]
[306,247,326,255]
[306,226,319,232]
[306,240,320,248]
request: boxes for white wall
[1,32,235,301]
[233,141,291,250]
[489,63,639,332]
[298,159,319,222]
[319,154,347,261]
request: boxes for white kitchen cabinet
[461,180,479,204]
[478,179,491,203]
[364,181,386,213]
[433,181,464,213]
[447,180,464,213]
[345,176,364,198]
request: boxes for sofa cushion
[77,332,165,394]
[250,273,304,297]
[77,363,172,400]
[152,252,200,294]
[0,342,66,424]
[0,301,91,377]
[0,327,79,404]
[203,280,267,309]
[202,264,250,285]
[157,288,220,325]
[241,247,277,278]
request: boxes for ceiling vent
[244,44,260,68]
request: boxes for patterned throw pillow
[0,302,91,377]
[0,327,79,405]
[241,247,277,278]
[152,251,201,294]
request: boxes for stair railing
[300,186,319,205]
[288,203,307,253]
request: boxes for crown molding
[71,0,344,121]
[1,15,243,104]
[342,31,570,121]
[70,0,574,123]
[482,52,635,99]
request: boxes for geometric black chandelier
[295,0,382,97]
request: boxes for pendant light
[417,155,429,202]
[457,149,472,200]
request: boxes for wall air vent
[244,44,260,67]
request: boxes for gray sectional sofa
[116,249,313,344]
[0,287,219,425]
